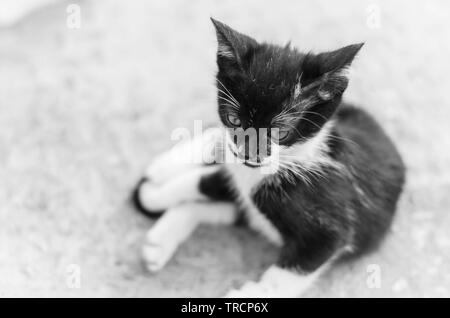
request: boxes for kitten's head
[211,18,363,167]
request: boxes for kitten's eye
[272,128,290,142]
[227,114,241,127]
[278,129,290,141]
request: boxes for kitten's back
[332,104,406,254]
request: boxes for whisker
[324,132,361,149]
[218,96,239,110]
[275,160,315,186]
[217,90,240,106]
[300,110,329,122]
[298,116,323,131]
[289,95,319,111]
[217,79,240,106]
[216,87,236,100]
[282,122,304,139]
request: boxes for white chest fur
[225,164,284,246]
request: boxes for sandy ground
[0,0,449,297]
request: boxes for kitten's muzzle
[226,128,272,167]
[228,143,269,168]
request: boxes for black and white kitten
[132,18,405,297]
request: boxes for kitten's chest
[226,164,283,246]
[228,164,264,196]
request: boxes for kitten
[132,18,405,297]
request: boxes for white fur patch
[279,120,337,168]
[272,121,344,185]
[225,265,324,298]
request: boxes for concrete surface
[0,0,449,297]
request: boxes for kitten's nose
[236,133,267,163]
[231,128,271,164]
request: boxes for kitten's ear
[210,18,258,69]
[301,43,364,100]
[295,44,363,138]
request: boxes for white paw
[142,228,178,272]
[226,266,317,298]
[138,181,169,211]
[224,281,272,298]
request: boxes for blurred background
[0,0,449,297]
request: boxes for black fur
[210,19,405,274]
[253,104,405,272]
[199,168,235,201]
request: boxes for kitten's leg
[132,127,225,215]
[145,127,224,184]
[137,166,219,211]
[142,202,237,272]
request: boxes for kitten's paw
[224,282,271,298]
[138,181,172,211]
[225,266,309,298]
[142,228,178,272]
[131,177,165,217]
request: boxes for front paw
[131,177,165,217]
[142,227,178,272]
[138,181,174,211]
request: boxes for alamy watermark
[66,264,81,289]
[366,4,381,29]
[66,4,81,29]
[366,264,381,289]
